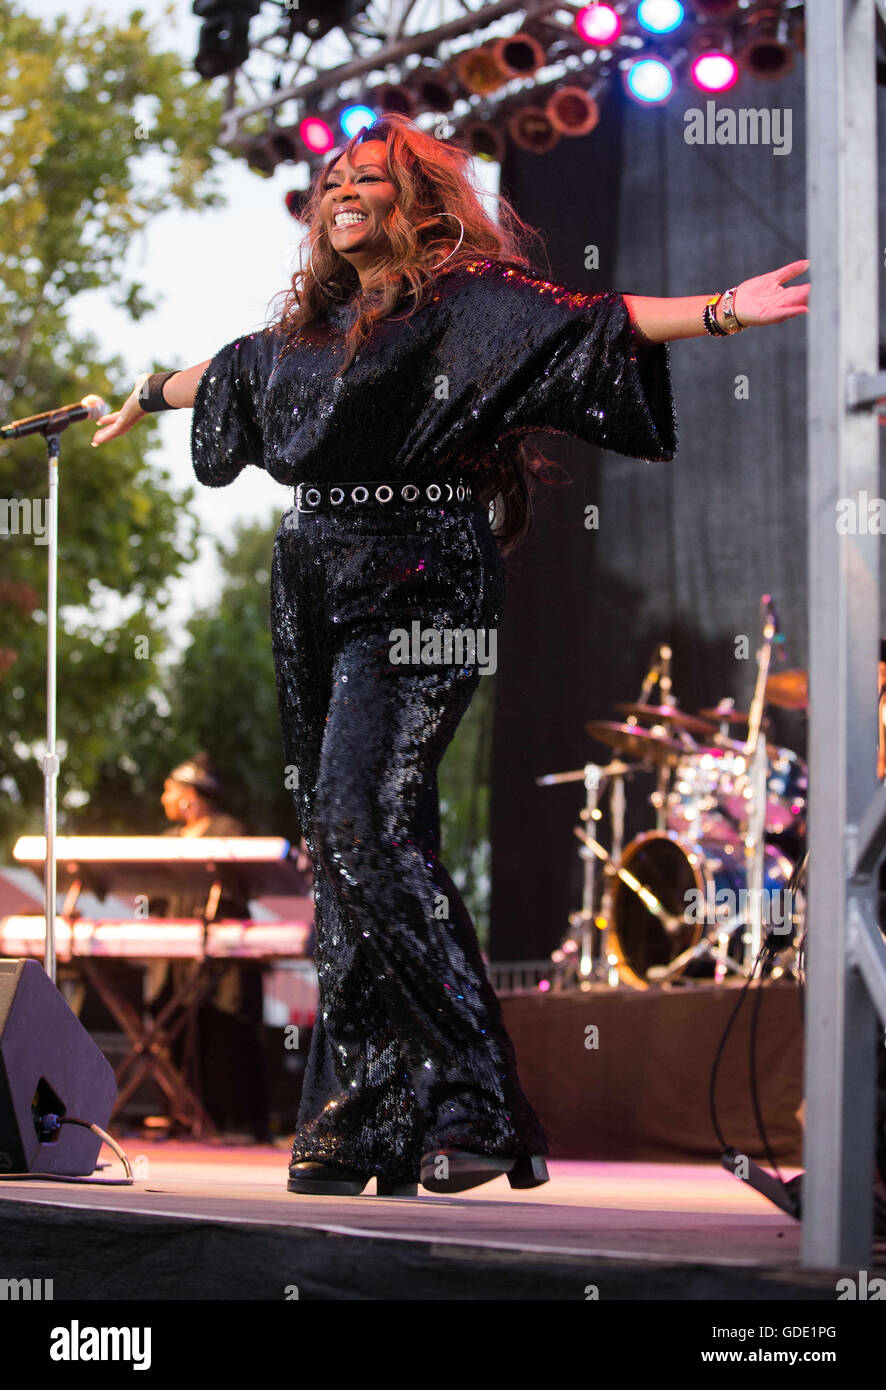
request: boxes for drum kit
[539,602,809,990]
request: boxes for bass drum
[610,831,794,989]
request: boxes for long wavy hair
[271,113,569,554]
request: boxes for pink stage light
[691,52,739,92]
[299,116,335,154]
[576,4,621,46]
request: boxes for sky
[26,0,500,643]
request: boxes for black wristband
[138,370,177,412]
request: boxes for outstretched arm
[91,359,212,447]
[623,260,810,345]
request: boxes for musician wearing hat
[150,752,270,1142]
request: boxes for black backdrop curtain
[489,64,826,962]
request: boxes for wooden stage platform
[1,1138,883,1302]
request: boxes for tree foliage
[0,1,227,853]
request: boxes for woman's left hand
[733,260,810,329]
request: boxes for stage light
[546,86,600,137]
[237,124,302,176]
[576,5,621,46]
[691,52,738,92]
[285,0,371,40]
[463,120,506,163]
[377,83,416,117]
[637,0,685,34]
[625,59,674,103]
[736,8,795,81]
[456,44,509,96]
[492,32,546,80]
[412,64,456,113]
[507,105,561,153]
[192,0,261,80]
[340,105,377,139]
[299,116,336,154]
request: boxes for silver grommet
[456,484,465,501]
[426,483,441,502]
[402,484,419,502]
[375,485,393,503]
[330,487,345,505]
[352,486,369,504]
[443,483,453,501]
[305,487,321,507]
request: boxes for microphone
[0,395,108,440]
[762,591,780,636]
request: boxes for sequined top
[190,256,677,489]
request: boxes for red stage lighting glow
[299,116,335,154]
[576,4,621,45]
[691,52,739,92]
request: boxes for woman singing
[92,113,809,1197]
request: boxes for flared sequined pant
[269,497,548,1183]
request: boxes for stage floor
[1,1139,882,1299]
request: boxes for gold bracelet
[719,285,745,333]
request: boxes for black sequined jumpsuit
[191,257,677,1183]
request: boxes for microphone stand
[43,429,62,984]
[2,397,108,986]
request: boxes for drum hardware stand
[646,915,750,985]
[539,760,630,987]
[740,599,779,972]
[635,642,673,831]
[572,825,685,940]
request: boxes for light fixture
[192,0,261,80]
[507,106,561,153]
[492,32,547,81]
[736,8,795,81]
[576,5,621,46]
[546,86,600,137]
[340,105,377,139]
[455,43,510,96]
[463,120,507,163]
[624,58,674,104]
[637,0,686,34]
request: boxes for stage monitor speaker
[0,958,117,1176]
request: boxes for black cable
[0,1115,134,1185]
[707,936,766,1151]
[748,939,795,1185]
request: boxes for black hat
[168,752,223,800]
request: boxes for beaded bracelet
[703,297,729,336]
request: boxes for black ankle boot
[419,1149,549,1194]
[287,1160,417,1197]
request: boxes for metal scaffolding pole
[804,0,886,1268]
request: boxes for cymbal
[766,669,808,710]
[615,703,716,737]
[586,721,684,767]
[708,733,788,761]
[699,706,751,725]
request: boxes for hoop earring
[308,230,327,281]
[429,213,465,268]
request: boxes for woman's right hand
[91,376,149,447]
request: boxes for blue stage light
[340,105,377,139]
[625,58,674,103]
[637,0,685,34]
